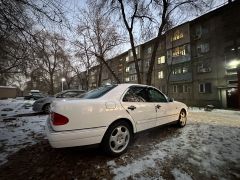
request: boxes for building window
[160,85,166,93]
[145,60,149,68]
[182,65,189,73]
[130,74,137,81]
[199,83,212,93]
[172,45,187,57]
[126,56,129,62]
[167,50,171,59]
[130,50,133,57]
[158,56,165,64]
[172,30,184,41]
[126,67,130,72]
[129,63,136,74]
[147,47,152,54]
[91,76,95,81]
[125,77,130,82]
[178,85,183,93]
[173,85,177,93]
[173,67,182,75]
[120,58,123,61]
[197,43,210,54]
[183,85,189,93]
[158,71,164,79]
[197,63,211,73]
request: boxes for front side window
[148,88,167,102]
[123,86,148,102]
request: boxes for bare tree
[100,0,213,85]
[0,0,66,84]
[33,31,66,95]
[74,33,97,90]
[100,0,154,84]
[76,1,124,86]
[146,0,212,85]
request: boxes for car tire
[101,121,132,156]
[43,104,51,114]
[178,110,187,127]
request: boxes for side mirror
[169,97,174,102]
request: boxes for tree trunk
[49,74,54,95]
[146,0,168,85]
[97,55,121,84]
[97,62,103,87]
[129,33,141,84]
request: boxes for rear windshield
[79,85,117,99]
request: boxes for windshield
[78,85,117,99]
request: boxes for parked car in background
[33,90,85,113]
[24,90,46,100]
[46,84,188,156]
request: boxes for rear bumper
[45,119,107,148]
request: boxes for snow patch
[108,111,240,179]
[171,168,192,180]
[0,99,35,118]
[0,115,47,165]
[108,149,166,179]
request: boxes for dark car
[24,90,46,100]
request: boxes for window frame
[121,86,168,103]
[199,83,212,93]
[147,87,168,103]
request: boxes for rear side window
[123,86,149,102]
[80,85,117,99]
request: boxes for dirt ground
[0,110,240,180]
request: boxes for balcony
[167,54,191,65]
[169,72,192,82]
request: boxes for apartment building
[85,1,240,108]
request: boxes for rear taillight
[51,112,69,126]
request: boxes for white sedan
[46,84,188,156]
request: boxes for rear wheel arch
[101,118,134,156]
[101,118,135,146]
[106,118,135,135]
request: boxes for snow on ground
[171,168,193,180]
[0,115,48,165]
[0,99,35,118]
[107,110,240,180]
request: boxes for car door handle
[155,104,161,109]
[128,105,136,110]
